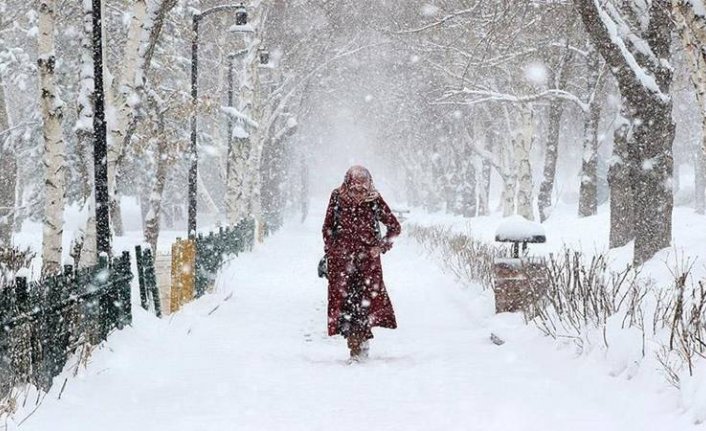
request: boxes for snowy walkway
[16,218,693,430]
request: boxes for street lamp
[189,3,249,238]
[92,0,111,258]
[258,47,269,65]
[235,3,248,26]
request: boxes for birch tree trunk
[107,0,146,236]
[246,11,269,240]
[459,153,477,218]
[515,109,535,221]
[0,75,16,246]
[108,0,177,235]
[38,0,66,276]
[538,52,573,222]
[429,150,445,212]
[500,141,517,217]
[478,129,493,216]
[75,0,96,268]
[538,97,564,222]
[300,154,309,223]
[696,139,706,214]
[227,9,264,228]
[578,49,604,218]
[673,2,706,213]
[143,130,168,253]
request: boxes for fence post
[96,255,110,342]
[15,277,29,314]
[195,234,206,298]
[117,251,132,328]
[143,249,162,318]
[135,245,148,311]
[11,277,31,388]
[64,264,81,355]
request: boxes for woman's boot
[347,334,362,361]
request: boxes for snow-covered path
[16,218,692,430]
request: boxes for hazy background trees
[0,0,703,266]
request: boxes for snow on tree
[574,0,676,264]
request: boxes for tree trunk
[578,48,603,217]
[515,109,534,221]
[696,138,706,214]
[459,155,477,218]
[578,109,600,217]
[0,75,16,247]
[107,0,146,236]
[538,97,563,222]
[38,0,66,276]
[74,0,96,268]
[478,129,493,216]
[143,139,168,253]
[227,136,252,225]
[673,3,706,213]
[445,159,460,214]
[574,0,675,265]
[538,50,573,222]
[608,113,634,248]
[630,99,675,264]
[227,10,264,227]
[300,154,309,223]
[429,149,445,212]
[109,0,177,236]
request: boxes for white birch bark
[107,0,175,235]
[0,74,15,246]
[72,0,97,268]
[38,0,66,276]
[227,7,265,228]
[105,0,146,236]
[515,109,535,221]
[673,2,706,213]
[143,97,168,253]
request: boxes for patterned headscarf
[338,165,379,205]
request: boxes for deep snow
[6,210,696,430]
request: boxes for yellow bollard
[170,238,196,313]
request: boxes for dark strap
[371,199,381,240]
[332,191,381,241]
[332,190,341,239]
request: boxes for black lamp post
[93,0,111,258]
[189,3,248,238]
[258,47,269,65]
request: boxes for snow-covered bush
[406,224,504,290]
[408,222,706,402]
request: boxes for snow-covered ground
[7,209,696,430]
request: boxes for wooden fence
[0,217,261,399]
[0,252,133,397]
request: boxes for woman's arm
[322,190,338,253]
[376,196,401,253]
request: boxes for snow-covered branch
[443,88,589,112]
[221,106,259,129]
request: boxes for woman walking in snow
[322,165,401,361]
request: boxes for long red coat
[322,188,401,336]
